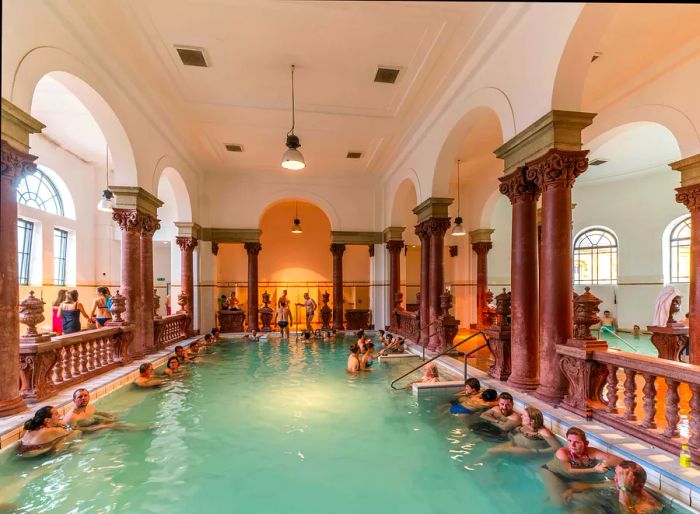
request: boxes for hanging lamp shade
[281,65,305,170]
[451,216,466,236]
[281,135,305,170]
[97,189,115,212]
[291,218,303,234]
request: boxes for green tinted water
[0,337,685,513]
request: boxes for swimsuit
[278,321,288,328]
[62,310,81,334]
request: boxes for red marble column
[244,242,262,331]
[427,218,451,350]
[0,140,34,416]
[676,183,700,365]
[140,215,159,354]
[499,167,540,391]
[113,209,145,358]
[176,236,197,322]
[472,241,493,325]
[527,149,589,403]
[415,222,430,344]
[386,240,404,315]
[331,243,346,330]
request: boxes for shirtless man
[563,460,662,513]
[175,345,191,362]
[275,300,293,339]
[297,292,317,332]
[228,290,240,311]
[134,363,165,388]
[480,392,522,432]
[278,289,289,309]
[63,388,117,432]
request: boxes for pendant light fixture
[451,159,466,236]
[291,201,303,234]
[97,144,115,212]
[281,64,306,170]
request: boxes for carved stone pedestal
[647,324,689,361]
[436,290,459,353]
[19,334,56,403]
[345,309,371,330]
[218,310,246,333]
[485,326,511,381]
[320,291,332,330]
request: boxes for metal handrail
[600,327,638,352]
[390,331,491,390]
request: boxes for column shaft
[0,140,33,415]
[472,242,493,323]
[500,167,540,390]
[331,244,346,329]
[676,182,700,364]
[416,223,430,343]
[427,218,451,350]
[176,236,197,326]
[245,242,262,331]
[386,240,404,313]
[529,149,589,403]
[140,215,159,354]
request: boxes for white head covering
[651,285,683,326]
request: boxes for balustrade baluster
[87,341,96,371]
[80,341,88,373]
[623,369,637,421]
[95,338,104,368]
[70,343,80,378]
[105,338,114,364]
[606,364,619,413]
[640,373,657,429]
[663,379,681,438]
[690,384,700,456]
[54,348,65,384]
[62,346,73,380]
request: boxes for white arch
[662,213,691,286]
[389,177,419,228]
[35,164,77,220]
[156,166,193,223]
[12,47,138,186]
[256,191,340,230]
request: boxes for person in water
[488,406,560,455]
[480,392,521,430]
[63,388,118,432]
[563,460,662,514]
[18,406,81,457]
[164,356,187,377]
[347,344,361,373]
[540,426,622,508]
[406,364,440,388]
[598,310,617,334]
[134,363,165,388]
[202,334,214,346]
[211,327,221,343]
[360,342,377,370]
[450,379,497,415]
[174,345,191,362]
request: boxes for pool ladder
[389,331,492,390]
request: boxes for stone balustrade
[19,325,134,403]
[153,313,190,350]
[558,345,700,465]
[394,310,420,342]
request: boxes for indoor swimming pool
[0,336,688,513]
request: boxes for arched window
[16,168,64,216]
[669,216,691,283]
[574,228,618,285]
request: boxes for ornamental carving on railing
[524,148,589,192]
[109,290,126,322]
[572,287,602,340]
[19,290,45,337]
[320,290,332,329]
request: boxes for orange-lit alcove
[215,201,371,325]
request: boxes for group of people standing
[52,287,112,335]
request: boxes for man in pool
[134,363,165,388]
[479,392,522,432]
[563,460,661,513]
[175,345,191,362]
[63,388,118,432]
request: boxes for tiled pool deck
[1,332,698,512]
[405,341,700,513]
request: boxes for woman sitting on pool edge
[17,406,82,458]
[488,406,559,455]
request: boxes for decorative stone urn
[394,291,404,312]
[572,287,602,341]
[19,290,45,337]
[109,290,127,323]
[480,289,497,328]
[436,289,459,353]
[260,290,274,332]
[153,289,161,319]
[320,290,332,330]
[177,291,188,313]
[494,288,511,328]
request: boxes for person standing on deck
[296,292,317,332]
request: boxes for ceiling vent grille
[374,67,400,84]
[346,152,362,159]
[176,46,209,67]
[591,52,602,63]
[225,144,244,152]
[589,158,608,166]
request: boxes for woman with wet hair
[18,406,81,458]
[488,406,560,455]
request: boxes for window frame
[669,215,691,284]
[53,227,69,286]
[16,168,64,216]
[573,227,619,286]
[17,218,34,286]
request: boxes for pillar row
[244,242,262,331]
[176,236,197,322]
[470,229,494,326]
[140,215,159,353]
[386,240,404,313]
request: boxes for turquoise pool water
[598,330,658,356]
[0,337,685,513]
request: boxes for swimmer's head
[615,461,647,493]
[481,389,498,402]
[566,427,589,456]
[167,356,180,370]
[24,406,59,431]
[72,388,90,407]
[175,346,185,357]
[204,334,212,342]
[498,392,514,416]
[425,364,439,379]
[523,407,544,430]
[465,378,480,394]
[304,331,311,340]
[350,344,360,354]
[140,363,153,376]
